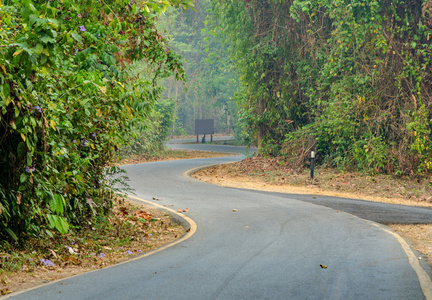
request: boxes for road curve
[6,143,432,300]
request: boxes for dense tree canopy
[158,0,241,136]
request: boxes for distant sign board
[195,119,214,135]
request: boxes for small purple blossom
[82,140,89,147]
[127,250,132,255]
[422,66,426,70]
[90,132,96,138]
[119,246,124,250]
[97,33,100,39]
[118,30,125,35]
[78,13,82,18]
[74,49,78,55]
[137,250,142,253]
[33,105,42,113]
[72,139,76,144]
[45,260,54,267]
[99,253,105,258]
[79,25,86,32]
[25,166,35,173]
[40,258,54,267]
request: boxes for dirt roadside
[191,157,432,267]
[0,150,229,297]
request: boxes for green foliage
[211,0,432,175]
[122,98,175,157]
[0,0,193,243]
[158,1,241,136]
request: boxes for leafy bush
[0,0,193,244]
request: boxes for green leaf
[33,43,43,55]
[47,214,69,235]
[29,14,38,26]
[40,34,55,44]
[4,228,18,241]
[47,18,59,28]
[0,84,10,101]
[45,229,54,238]
[132,4,138,15]
[48,193,64,215]
[20,173,29,183]
[71,33,83,43]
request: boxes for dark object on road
[195,119,214,143]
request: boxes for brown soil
[115,150,234,166]
[192,156,432,266]
[0,199,184,296]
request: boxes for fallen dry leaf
[320,264,328,269]
[133,210,153,220]
[48,248,57,258]
[177,208,189,213]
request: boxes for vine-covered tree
[211,0,432,175]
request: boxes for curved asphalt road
[7,141,432,300]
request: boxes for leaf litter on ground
[0,197,184,295]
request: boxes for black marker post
[311,151,315,180]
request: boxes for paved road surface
[7,141,432,300]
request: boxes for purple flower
[25,166,35,173]
[79,25,86,32]
[78,13,82,18]
[74,49,78,55]
[45,260,54,267]
[118,30,125,35]
[40,258,54,267]
[137,250,142,253]
[119,246,123,250]
[127,250,132,255]
[33,106,42,113]
[72,139,76,144]
[422,66,426,70]
[90,132,96,138]
[82,140,89,146]
[97,33,100,39]
[99,253,105,258]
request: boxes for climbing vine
[212,0,432,175]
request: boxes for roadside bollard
[311,151,315,179]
